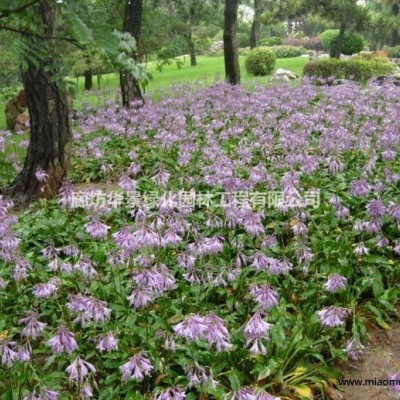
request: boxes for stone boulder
[271,68,298,82]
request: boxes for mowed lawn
[0,55,309,132]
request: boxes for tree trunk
[335,21,346,59]
[7,0,72,202]
[250,0,262,49]
[188,27,197,66]
[390,2,399,46]
[224,0,240,85]
[120,0,143,107]
[84,69,93,91]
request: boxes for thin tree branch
[0,0,41,19]
[0,24,84,48]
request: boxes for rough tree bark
[391,2,399,47]
[334,21,346,59]
[188,28,197,66]
[250,0,262,49]
[6,0,72,202]
[224,0,240,85]
[120,0,143,107]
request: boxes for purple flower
[366,199,386,218]
[67,294,111,327]
[226,387,257,400]
[65,356,96,383]
[244,312,272,355]
[32,279,60,299]
[19,311,47,339]
[173,314,208,341]
[119,174,137,191]
[153,386,186,400]
[47,325,78,354]
[389,372,400,394]
[250,284,279,310]
[120,352,153,381]
[354,242,369,256]
[345,338,366,361]
[324,274,348,292]
[35,168,49,182]
[317,306,350,327]
[17,342,32,361]
[96,332,118,352]
[349,178,370,197]
[23,386,59,400]
[84,218,110,240]
[186,363,218,389]
[0,341,18,368]
[204,312,232,352]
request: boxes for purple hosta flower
[349,178,370,197]
[162,227,183,246]
[32,278,61,299]
[67,294,111,327]
[127,286,154,309]
[204,312,232,351]
[113,227,138,255]
[23,386,59,400]
[251,252,268,270]
[153,386,186,400]
[42,245,59,261]
[151,167,170,188]
[20,311,47,339]
[261,234,278,249]
[210,265,241,287]
[250,284,279,310]
[0,341,18,368]
[17,342,32,361]
[267,257,293,275]
[394,240,400,255]
[173,314,208,341]
[133,264,175,295]
[13,258,32,282]
[127,161,141,176]
[35,168,49,182]
[366,199,386,219]
[96,332,118,352]
[244,312,272,355]
[84,218,110,240]
[177,252,196,270]
[119,174,137,192]
[156,331,176,351]
[74,256,98,280]
[317,306,350,327]
[120,352,154,381]
[66,356,96,383]
[345,338,366,361]
[81,381,95,399]
[58,178,75,209]
[242,212,265,236]
[291,220,308,236]
[335,205,350,219]
[188,236,224,256]
[47,325,78,355]
[324,274,348,293]
[186,363,219,389]
[226,387,257,400]
[389,372,400,394]
[254,389,279,400]
[1,230,19,252]
[354,242,369,256]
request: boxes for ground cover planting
[0,79,400,399]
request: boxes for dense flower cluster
[1,79,400,398]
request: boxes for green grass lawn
[0,55,308,132]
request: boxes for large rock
[272,68,298,80]
[5,91,28,132]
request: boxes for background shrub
[237,32,250,48]
[261,36,283,46]
[303,58,394,83]
[245,46,276,76]
[269,45,306,58]
[283,36,322,50]
[384,45,400,58]
[330,33,364,57]
[319,29,339,51]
